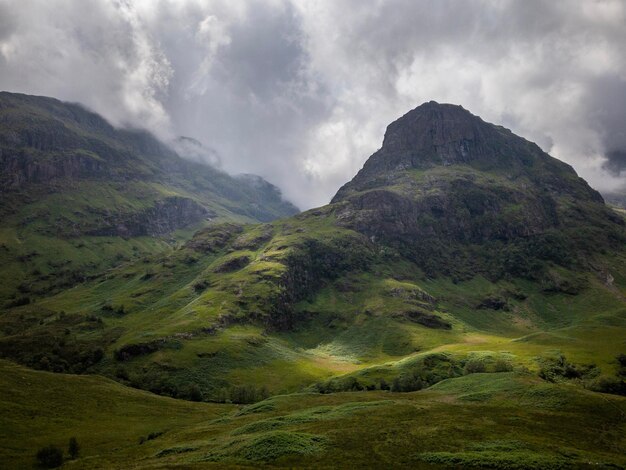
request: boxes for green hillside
[0,92,298,305]
[1,99,625,468]
[2,102,624,400]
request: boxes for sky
[0,0,625,209]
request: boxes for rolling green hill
[1,360,624,468]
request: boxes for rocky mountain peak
[381,101,481,160]
[329,102,623,278]
[333,101,588,203]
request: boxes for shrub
[188,384,203,402]
[379,378,390,390]
[538,354,599,382]
[36,445,63,468]
[494,359,513,372]
[193,280,209,292]
[4,296,31,308]
[588,376,626,396]
[390,374,423,392]
[617,353,626,377]
[68,437,80,459]
[215,385,270,404]
[464,359,487,374]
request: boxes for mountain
[332,102,623,278]
[2,100,624,391]
[1,101,626,468]
[0,91,298,304]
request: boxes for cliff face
[0,150,107,188]
[86,197,211,238]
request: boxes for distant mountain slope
[1,101,625,405]
[602,188,626,210]
[0,91,297,303]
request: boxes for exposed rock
[232,225,274,250]
[0,150,107,189]
[329,101,624,278]
[541,270,587,295]
[87,197,210,237]
[212,255,251,273]
[186,223,243,253]
[399,309,452,329]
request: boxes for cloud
[1,0,625,208]
[0,0,173,133]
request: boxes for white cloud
[1,0,625,208]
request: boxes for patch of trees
[214,385,270,404]
[101,302,126,316]
[265,235,375,331]
[4,296,31,308]
[538,353,600,382]
[139,431,165,445]
[314,353,515,395]
[0,313,105,373]
[118,367,205,402]
[538,352,626,397]
[587,353,626,397]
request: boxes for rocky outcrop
[333,102,603,204]
[87,197,211,237]
[212,255,251,273]
[335,180,558,245]
[0,150,107,189]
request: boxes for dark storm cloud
[0,0,625,208]
[585,75,626,174]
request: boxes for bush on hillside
[36,445,63,468]
[617,353,626,377]
[390,374,423,392]
[68,437,80,459]
[588,376,626,396]
[215,385,270,404]
[538,354,599,382]
[463,359,487,374]
[188,384,203,402]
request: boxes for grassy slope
[0,360,234,469]
[2,207,625,400]
[1,360,624,469]
[0,92,298,305]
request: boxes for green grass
[0,360,233,469]
[3,217,626,402]
[1,361,624,469]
